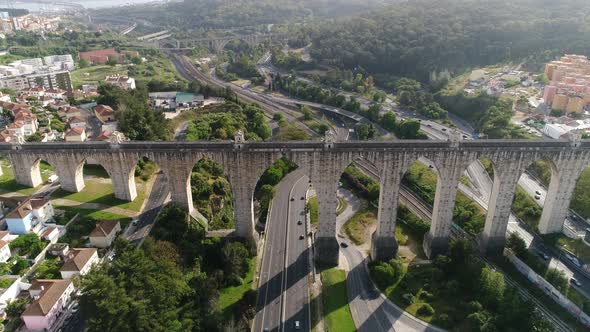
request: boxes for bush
[417,303,435,316]
[370,262,395,290]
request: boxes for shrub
[417,303,435,316]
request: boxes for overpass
[1,136,589,265]
[154,33,288,52]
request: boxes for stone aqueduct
[1,139,589,265]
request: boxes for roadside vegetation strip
[218,257,257,319]
[320,268,356,332]
[307,196,318,224]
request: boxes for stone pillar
[9,154,41,188]
[423,167,462,258]
[371,165,403,261]
[233,182,256,240]
[477,167,521,255]
[99,155,137,202]
[538,164,584,234]
[47,157,85,193]
[165,167,193,213]
[314,179,339,266]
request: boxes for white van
[47,174,59,183]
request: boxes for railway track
[168,53,318,137]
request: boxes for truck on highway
[47,175,59,183]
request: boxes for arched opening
[510,159,554,232]
[252,156,311,332]
[190,157,233,230]
[0,157,55,195]
[398,158,438,259]
[452,157,492,237]
[253,157,299,229]
[52,161,115,205]
[337,160,380,250]
[132,156,168,209]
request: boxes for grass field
[0,162,54,196]
[343,208,376,245]
[321,268,356,332]
[71,65,127,87]
[51,177,146,212]
[218,257,256,319]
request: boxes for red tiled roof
[68,116,85,124]
[65,128,85,136]
[60,248,97,272]
[89,220,120,237]
[22,279,72,316]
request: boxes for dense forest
[92,0,394,33]
[79,205,256,331]
[306,0,590,82]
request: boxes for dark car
[535,190,542,195]
[290,197,295,201]
[534,195,541,200]
[300,196,305,200]
[299,235,305,240]
[297,220,302,225]
[340,242,349,248]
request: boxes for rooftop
[89,220,120,237]
[22,279,72,316]
[60,248,97,272]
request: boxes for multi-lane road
[253,171,311,332]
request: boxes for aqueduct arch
[2,139,589,265]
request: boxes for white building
[43,55,74,71]
[5,198,54,235]
[0,240,10,263]
[104,75,136,90]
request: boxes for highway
[253,171,310,332]
[167,53,318,138]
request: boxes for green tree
[479,266,505,307]
[106,55,118,66]
[397,119,421,139]
[5,298,28,318]
[506,233,527,258]
[357,123,369,140]
[78,58,90,68]
[381,111,397,132]
[544,268,568,293]
[301,105,313,121]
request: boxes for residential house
[6,121,25,139]
[93,104,115,123]
[38,95,54,107]
[63,106,81,119]
[21,279,75,331]
[64,128,86,142]
[0,240,10,263]
[5,198,54,234]
[48,100,69,111]
[44,88,66,99]
[95,130,126,142]
[67,116,86,129]
[104,75,136,90]
[14,113,38,135]
[89,220,121,248]
[59,248,99,279]
[41,227,59,244]
[17,87,44,97]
